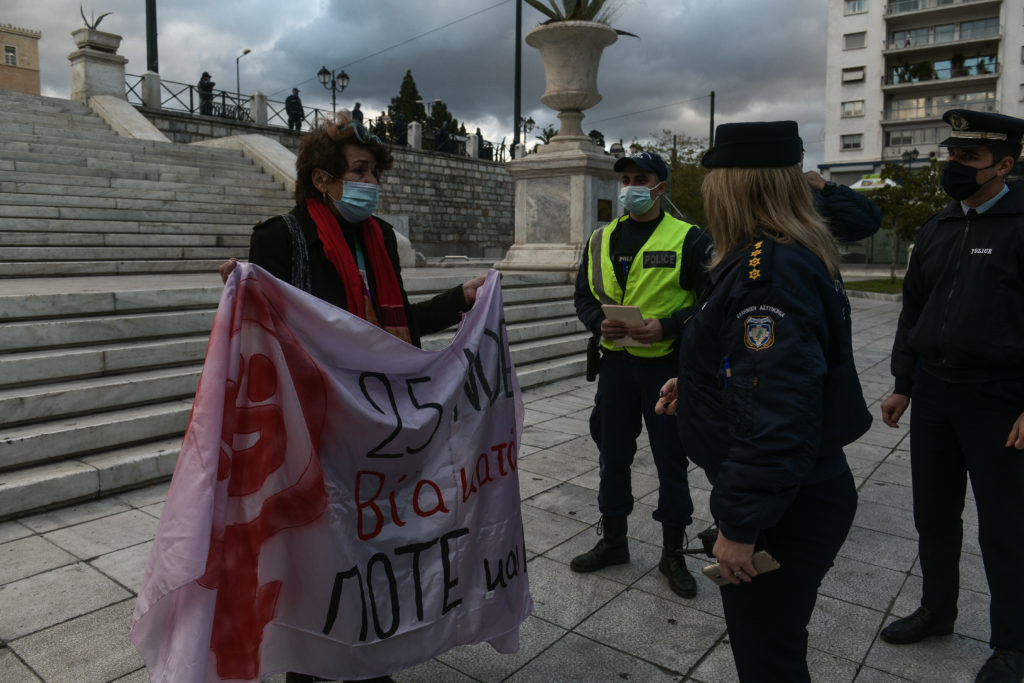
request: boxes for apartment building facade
[822,0,1023,185]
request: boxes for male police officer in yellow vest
[572,151,712,598]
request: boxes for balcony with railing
[883,23,1000,52]
[886,0,1000,17]
[882,97,998,122]
[883,58,999,87]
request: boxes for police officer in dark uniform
[657,121,872,682]
[572,151,712,598]
[879,110,1024,683]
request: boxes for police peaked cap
[939,109,1024,148]
[613,151,668,181]
[701,120,803,168]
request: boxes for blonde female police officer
[657,121,871,682]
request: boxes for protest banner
[131,265,530,682]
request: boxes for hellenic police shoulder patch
[744,315,775,350]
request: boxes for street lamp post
[513,116,533,158]
[235,49,251,105]
[417,98,442,122]
[317,66,350,115]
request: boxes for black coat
[674,235,871,543]
[284,94,304,118]
[891,182,1024,394]
[812,183,881,244]
[248,203,468,348]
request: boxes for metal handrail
[884,60,999,85]
[886,0,993,16]
[882,99,998,121]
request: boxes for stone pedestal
[141,71,161,109]
[409,121,423,149]
[68,28,128,103]
[251,91,267,126]
[496,140,618,272]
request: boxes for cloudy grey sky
[8,0,829,165]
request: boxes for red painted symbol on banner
[197,276,329,680]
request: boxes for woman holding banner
[655,121,872,681]
[222,117,485,345]
[219,118,488,683]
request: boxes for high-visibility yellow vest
[587,213,698,358]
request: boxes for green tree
[426,100,453,130]
[534,123,558,146]
[641,129,710,226]
[869,159,948,279]
[389,70,426,125]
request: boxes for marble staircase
[0,90,588,519]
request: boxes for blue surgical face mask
[327,181,379,223]
[619,184,660,215]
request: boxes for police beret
[939,109,1024,148]
[701,121,803,168]
[613,151,668,181]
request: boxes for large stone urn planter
[526,20,617,146]
[495,20,620,271]
[71,27,123,53]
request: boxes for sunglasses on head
[342,120,382,145]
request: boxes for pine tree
[389,70,426,124]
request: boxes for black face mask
[941,159,998,201]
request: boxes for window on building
[934,24,955,43]
[892,27,928,48]
[844,0,866,15]
[1020,83,1024,102]
[842,100,865,117]
[3,45,15,67]
[844,32,867,50]
[888,0,920,14]
[960,17,999,40]
[841,134,863,150]
[842,66,866,82]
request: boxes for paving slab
[0,648,41,682]
[0,563,131,640]
[8,600,141,683]
[505,631,681,682]
[575,588,726,674]
[41,510,159,561]
[0,536,77,586]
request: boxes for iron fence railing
[124,74,506,161]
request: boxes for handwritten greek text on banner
[131,265,531,682]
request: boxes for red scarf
[305,198,412,343]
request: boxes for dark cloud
[8,0,828,164]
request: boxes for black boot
[570,516,629,572]
[659,524,697,598]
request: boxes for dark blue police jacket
[675,234,872,544]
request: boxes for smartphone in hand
[701,550,781,586]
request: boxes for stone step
[0,259,235,278]
[0,245,244,262]
[9,157,270,183]
[0,114,113,133]
[0,93,95,115]
[0,365,201,428]
[0,309,216,352]
[0,190,289,215]
[0,121,120,141]
[0,231,250,249]
[0,336,210,387]
[517,354,587,390]
[0,203,270,225]
[0,144,264,175]
[0,438,182,519]
[0,178,289,199]
[0,217,257,237]
[0,130,255,164]
[0,401,191,473]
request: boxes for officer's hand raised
[881,393,909,428]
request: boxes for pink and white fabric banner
[131,265,530,682]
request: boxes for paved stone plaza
[0,295,995,682]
